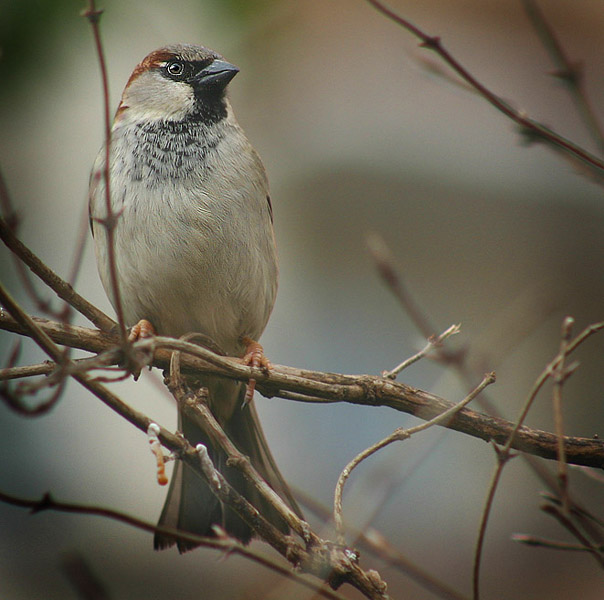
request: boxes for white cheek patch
[122,71,195,122]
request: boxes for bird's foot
[127,319,156,380]
[240,336,271,405]
[128,318,156,342]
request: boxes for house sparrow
[89,44,301,551]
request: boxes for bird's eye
[166,61,185,78]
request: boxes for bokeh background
[1,0,604,598]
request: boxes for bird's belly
[96,192,276,356]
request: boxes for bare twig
[383,323,461,379]
[365,0,604,180]
[0,360,56,381]
[541,503,604,569]
[0,169,72,323]
[334,372,495,544]
[0,283,394,598]
[552,316,574,512]
[367,231,604,590]
[512,533,604,553]
[521,0,604,153]
[61,552,111,600]
[367,233,468,371]
[472,317,594,600]
[168,345,315,543]
[0,215,115,332]
[0,488,347,600]
[2,312,604,469]
[366,232,439,342]
[82,1,127,342]
[298,490,470,600]
[513,492,604,562]
[541,492,604,540]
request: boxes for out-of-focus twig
[297,489,470,600]
[365,0,604,181]
[0,215,114,332]
[61,552,111,600]
[521,0,604,153]
[512,533,604,553]
[552,316,574,513]
[0,489,347,600]
[541,501,604,569]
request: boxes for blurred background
[1,0,604,598]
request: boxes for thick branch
[0,299,389,598]
[3,313,603,469]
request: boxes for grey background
[1,1,603,598]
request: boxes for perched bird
[89,44,301,551]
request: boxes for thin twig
[366,232,437,341]
[0,282,394,598]
[541,503,604,569]
[334,372,495,544]
[541,491,604,537]
[383,323,461,379]
[512,533,604,553]
[67,194,95,291]
[364,0,604,180]
[0,488,346,600]
[521,0,604,153]
[367,233,468,371]
[552,316,574,512]
[82,1,127,342]
[0,168,73,323]
[168,345,315,543]
[471,317,595,600]
[298,490,470,600]
[367,232,604,557]
[0,215,114,332]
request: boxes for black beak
[193,59,239,90]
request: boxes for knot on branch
[226,455,249,470]
[366,569,388,596]
[301,540,361,590]
[81,7,104,24]
[419,35,441,50]
[30,491,54,514]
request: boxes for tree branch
[365,0,604,182]
[0,488,348,600]
[0,216,115,332]
[2,311,603,469]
